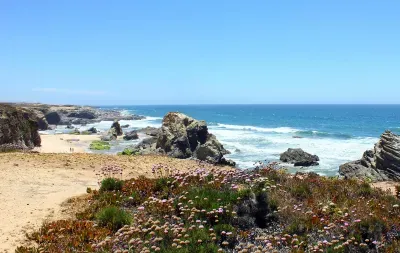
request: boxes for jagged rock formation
[280,148,320,167]
[0,104,41,151]
[339,131,400,181]
[111,121,123,136]
[122,112,235,166]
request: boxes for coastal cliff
[11,103,145,130]
[0,104,41,151]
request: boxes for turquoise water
[97,105,400,176]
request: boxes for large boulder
[45,111,61,125]
[123,130,139,140]
[339,131,400,181]
[87,127,98,134]
[111,121,123,136]
[280,148,319,167]
[123,112,232,165]
[0,104,41,151]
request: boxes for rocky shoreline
[2,102,400,181]
[9,103,145,130]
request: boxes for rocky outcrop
[45,111,61,125]
[280,148,319,167]
[122,112,234,166]
[123,130,139,140]
[13,103,145,127]
[67,110,96,119]
[121,124,130,128]
[111,121,123,136]
[339,131,400,181]
[0,104,41,151]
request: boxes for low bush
[96,206,131,231]
[100,177,123,192]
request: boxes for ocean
[58,105,400,176]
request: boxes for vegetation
[90,140,111,150]
[119,147,139,155]
[17,163,400,252]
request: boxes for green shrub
[289,182,312,199]
[80,131,91,135]
[120,148,138,155]
[89,140,111,150]
[96,206,131,231]
[100,178,123,192]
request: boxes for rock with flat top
[280,148,319,167]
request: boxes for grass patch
[89,140,111,150]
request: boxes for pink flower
[138,206,145,211]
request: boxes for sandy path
[0,152,228,252]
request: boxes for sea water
[61,105,400,176]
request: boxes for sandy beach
[0,134,230,252]
[35,133,101,153]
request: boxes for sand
[35,133,101,153]
[0,151,229,252]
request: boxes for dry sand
[35,133,101,153]
[0,151,228,252]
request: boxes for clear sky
[1,1,399,105]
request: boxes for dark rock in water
[137,126,160,136]
[294,160,319,167]
[131,115,146,120]
[280,148,319,167]
[235,148,241,153]
[66,124,74,129]
[45,111,61,125]
[111,120,123,136]
[0,104,41,151]
[339,131,400,181]
[123,130,139,140]
[121,124,130,128]
[67,110,96,119]
[122,112,233,165]
[292,136,303,139]
[87,127,98,134]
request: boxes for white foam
[216,124,299,133]
[209,124,377,175]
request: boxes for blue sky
[1,1,399,105]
